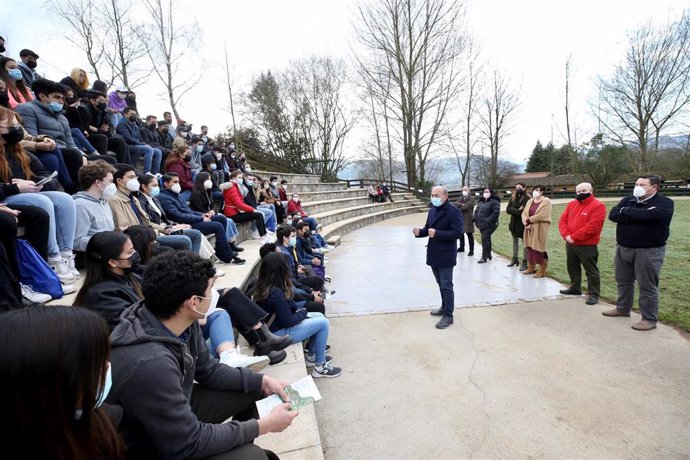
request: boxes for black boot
[258,348,287,365]
[519,259,528,271]
[253,323,292,355]
[229,241,245,252]
[507,257,519,267]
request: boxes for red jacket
[558,195,606,245]
[223,182,255,217]
[278,186,288,201]
[287,199,307,217]
[166,160,194,191]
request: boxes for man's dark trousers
[614,245,666,322]
[565,243,600,297]
[431,266,454,317]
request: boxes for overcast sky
[2,0,688,165]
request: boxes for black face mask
[96,101,107,110]
[148,122,156,129]
[2,126,25,144]
[0,45,5,53]
[0,91,9,108]
[65,96,77,105]
[26,61,37,69]
[123,252,141,272]
[183,156,191,162]
[576,193,591,202]
[515,189,524,194]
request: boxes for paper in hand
[256,375,322,418]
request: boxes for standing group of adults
[414,175,674,332]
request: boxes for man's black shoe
[457,247,465,253]
[559,287,582,295]
[585,295,599,305]
[231,256,246,265]
[435,316,454,329]
[430,308,444,316]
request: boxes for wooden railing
[341,178,431,199]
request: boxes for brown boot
[522,262,537,275]
[533,260,548,278]
[602,308,631,317]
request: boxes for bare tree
[222,42,239,148]
[140,0,202,119]
[596,10,690,173]
[48,0,105,80]
[353,0,467,187]
[479,69,521,188]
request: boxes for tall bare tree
[353,0,466,187]
[222,42,239,148]
[49,0,105,80]
[479,69,521,188]
[140,0,202,119]
[596,10,690,173]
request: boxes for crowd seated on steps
[0,41,338,459]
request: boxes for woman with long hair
[0,57,34,108]
[253,252,341,378]
[0,105,79,284]
[521,184,553,277]
[59,67,90,98]
[164,145,194,201]
[0,305,125,459]
[473,187,501,263]
[74,231,143,331]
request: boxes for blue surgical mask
[289,237,297,247]
[210,163,217,171]
[150,186,160,197]
[430,197,442,207]
[286,219,293,225]
[195,145,204,153]
[96,363,112,407]
[48,101,63,113]
[247,180,254,187]
[7,68,23,80]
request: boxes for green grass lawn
[491,199,690,331]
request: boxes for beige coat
[521,197,552,252]
[109,188,166,234]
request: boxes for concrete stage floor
[316,214,690,460]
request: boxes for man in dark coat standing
[413,186,463,329]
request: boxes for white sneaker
[260,235,272,245]
[324,275,332,283]
[219,348,270,372]
[216,269,226,277]
[20,284,52,303]
[61,252,81,278]
[61,284,77,295]
[251,230,261,239]
[49,257,75,284]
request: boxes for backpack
[16,239,64,299]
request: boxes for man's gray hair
[576,182,593,192]
[432,185,448,195]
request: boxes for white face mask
[192,288,219,318]
[245,167,252,172]
[293,196,299,202]
[126,178,140,192]
[483,192,490,199]
[462,190,469,197]
[214,153,222,160]
[532,190,541,198]
[203,180,213,190]
[171,183,182,194]
[271,181,278,187]
[101,182,117,200]
[633,185,646,198]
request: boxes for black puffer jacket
[473,193,501,231]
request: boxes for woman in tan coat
[521,184,552,277]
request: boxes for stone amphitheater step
[312,199,421,228]
[287,182,349,192]
[253,170,323,184]
[320,204,426,244]
[297,188,370,200]
[302,193,414,215]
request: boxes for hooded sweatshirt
[108,302,264,459]
[73,191,115,251]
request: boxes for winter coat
[255,286,309,332]
[506,190,529,238]
[59,76,88,98]
[287,199,308,217]
[416,200,463,267]
[108,302,263,458]
[165,159,194,191]
[116,118,147,146]
[77,275,142,330]
[138,194,174,226]
[473,194,501,231]
[521,197,552,253]
[73,191,115,251]
[222,182,255,218]
[609,193,674,248]
[15,100,77,149]
[157,188,205,224]
[558,195,606,246]
[454,194,475,233]
[190,189,213,213]
[0,148,58,199]
[109,188,166,234]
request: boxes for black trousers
[297,274,324,292]
[218,287,268,334]
[89,133,131,164]
[479,225,497,259]
[566,243,600,296]
[230,212,266,236]
[0,205,50,276]
[305,300,325,315]
[190,385,268,460]
[459,232,474,252]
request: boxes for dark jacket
[138,194,174,226]
[609,193,674,248]
[108,302,263,459]
[190,189,213,213]
[116,118,147,146]
[255,286,308,332]
[243,181,259,208]
[140,124,162,148]
[416,200,463,267]
[506,191,529,238]
[296,234,316,265]
[84,102,115,137]
[474,194,501,231]
[15,100,77,149]
[157,188,204,224]
[78,275,142,330]
[64,104,90,131]
[157,130,173,151]
[59,76,88,98]
[1,150,58,197]
[166,159,194,191]
[454,194,475,233]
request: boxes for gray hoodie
[108,302,263,459]
[73,191,115,251]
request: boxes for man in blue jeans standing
[413,186,463,329]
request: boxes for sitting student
[158,172,244,264]
[189,171,243,254]
[287,193,318,231]
[376,185,384,202]
[108,251,296,459]
[381,183,394,202]
[295,221,325,277]
[275,225,326,293]
[0,306,125,459]
[222,169,270,243]
[0,105,79,284]
[137,173,204,253]
[139,114,169,160]
[260,178,285,224]
[59,67,90,98]
[244,173,276,232]
[116,107,162,175]
[278,179,289,208]
[189,136,205,176]
[73,231,143,330]
[212,144,231,181]
[1,56,34,108]
[63,87,102,159]
[253,252,341,378]
[107,86,128,127]
[199,154,224,202]
[18,49,41,88]
[73,160,117,252]
[367,183,377,202]
[164,145,194,201]
[83,89,131,164]
[155,119,173,155]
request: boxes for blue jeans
[34,146,75,190]
[128,144,162,174]
[157,228,203,253]
[257,204,277,232]
[3,191,76,257]
[225,217,238,241]
[202,310,235,357]
[310,233,326,248]
[431,265,455,317]
[301,216,318,232]
[275,312,329,363]
[192,216,234,262]
[70,128,97,154]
